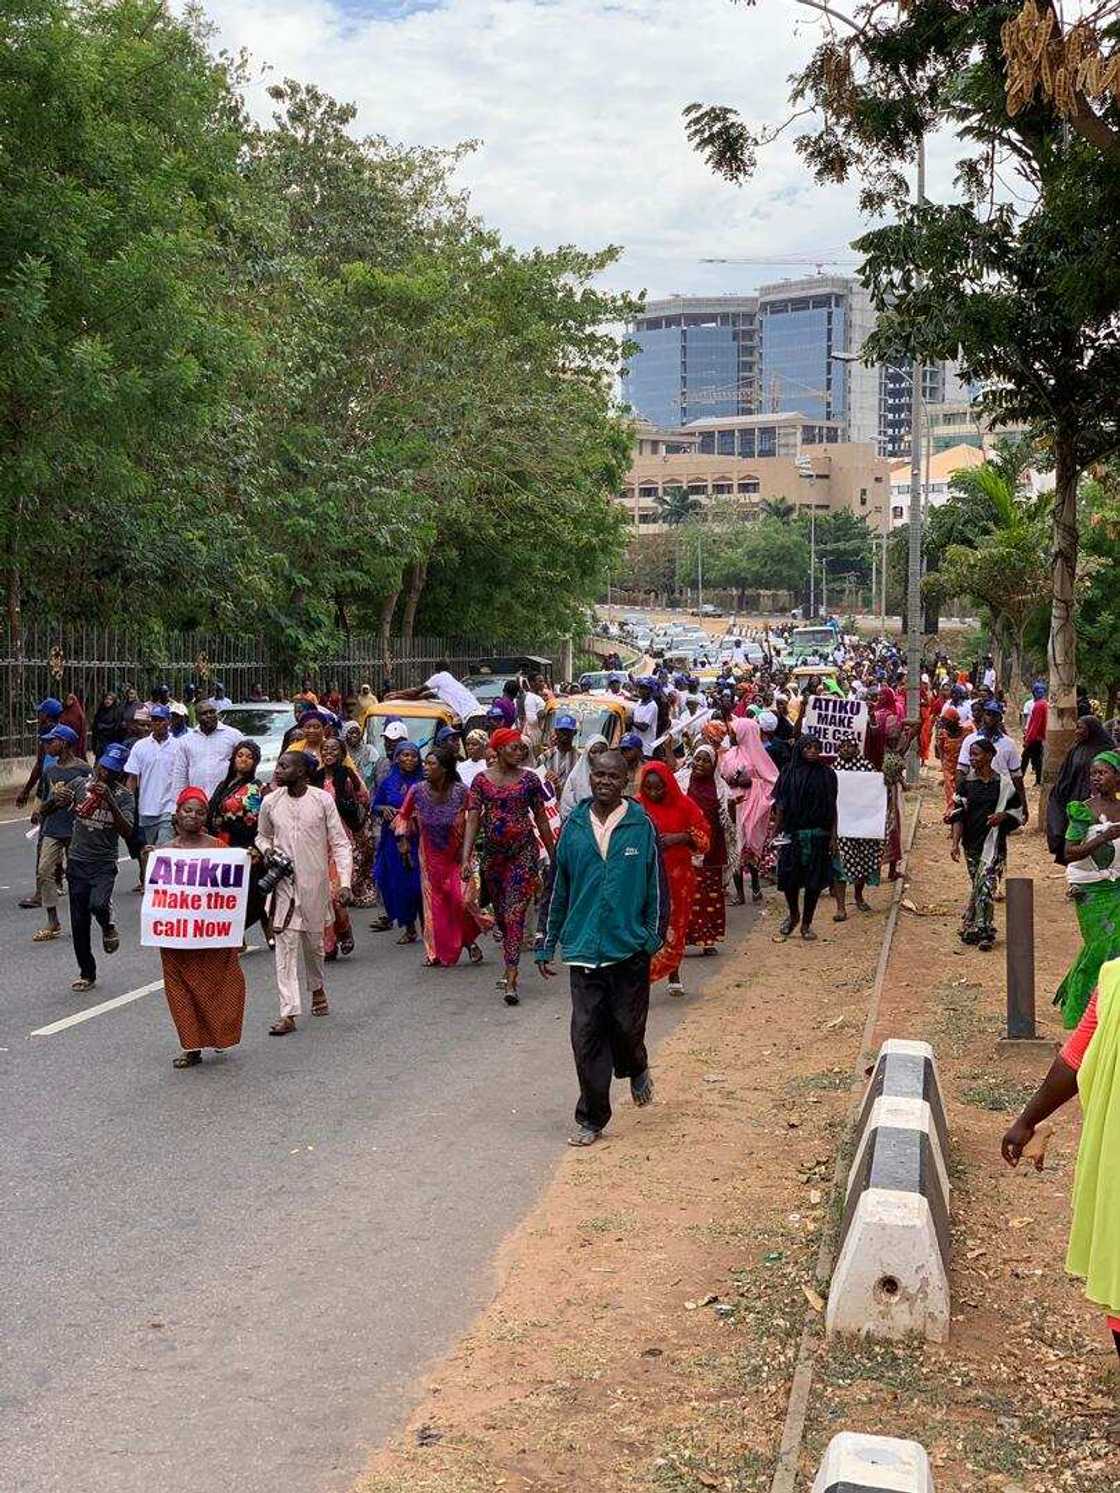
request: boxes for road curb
[769,791,924,1493]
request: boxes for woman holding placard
[829,737,884,921]
[159,786,247,1069]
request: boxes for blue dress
[372,765,423,927]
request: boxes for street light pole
[809,507,816,617]
[821,556,828,615]
[905,137,926,785]
[697,527,704,614]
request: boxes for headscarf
[207,739,261,825]
[1094,750,1120,773]
[638,761,708,865]
[372,739,424,813]
[773,736,838,833]
[702,720,728,748]
[489,727,522,753]
[756,709,778,733]
[559,732,608,820]
[1032,682,1048,700]
[176,786,209,810]
[720,716,780,860]
[465,728,489,751]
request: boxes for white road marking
[30,980,164,1037]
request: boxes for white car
[217,702,297,784]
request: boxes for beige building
[619,414,891,533]
[888,443,986,528]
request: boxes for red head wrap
[176,786,209,810]
[489,727,523,752]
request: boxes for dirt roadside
[357,778,1119,1493]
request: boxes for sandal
[102,925,120,955]
[339,933,355,957]
[777,916,794,939]
[568,1126,601,1147]
[269,1016,297,1035]
[468,944,484,965]
[33,926,62,942]
[312,990,329,1017]
[667,980,684,998]
[631,1070,654,1106]
[71,977,96,993]
[801,926,818,941]
[369,915,393,932]
[19,895,42,909]
[700,945,718,956]
[173,1050,202,1069]
[423,956,443,968]
[832,912,848,923]
[397,929,417,945]
[503,987,520,1006]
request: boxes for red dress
[638,762,711,983]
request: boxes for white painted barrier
[812,1431,934,1492]
[826,1039,951,1343]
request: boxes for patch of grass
[685,1218,756,1243]
[580,1210,639,1235]
[819,1335,930,1392]
[959,1072,1037,1112]
[932,979,992,1054]
[793,1067,853,1093]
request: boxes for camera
[257,850,295,898]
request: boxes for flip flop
[71,977,96,993]
[102,925,120,954]
[173,1051,202,1069]
[269,1016,296,1035]
[832,912,848,923]
[32,927,62,942]
[468,944,484,965]
[568,1126,600,1147]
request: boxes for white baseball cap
[383,721,410,742]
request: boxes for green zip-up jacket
[537,799,667,967]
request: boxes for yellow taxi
[361,700,458,769]
[540,693,630,748]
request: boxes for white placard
[836,771,887,840]
[802,695,868,753]
[141,847,250,949]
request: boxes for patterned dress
[1055,801,1120,1029]
[833,755,883,887]
[468,770,546,969]
[396,780,489,965]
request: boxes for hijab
[373,740,424,810]
[774,736,838,833]
[721,715,780,791]
[638,760,707,842]
[559,733,608,819]
[1048,716,1116,859]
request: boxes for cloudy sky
[202,0,952,303]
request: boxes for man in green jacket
[537,749,667,1146]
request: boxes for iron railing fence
[0,622,565,759]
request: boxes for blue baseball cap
[486,704,505,719]
[37,697,64,718]
[435,725,460,743]
[97,743,130,771]
[43,724,79,746]
[150,704,171,720]
[620,731,643,750]
[554,713,578,732]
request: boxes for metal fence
[0,622,562,760]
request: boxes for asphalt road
[0,814,756,1493]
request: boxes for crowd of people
[12,631,1120,1153]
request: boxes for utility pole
[871,547,877,621]
[905,137,926,785]
[821,556,828,616]
[697,528,704,614]
[809,508,816,617]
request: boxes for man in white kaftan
[255,750,353,1031]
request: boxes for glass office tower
[621,296,759,429]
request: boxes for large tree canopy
[685,0,1120,761]
[1,2,634,667]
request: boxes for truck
[787,623,841,665]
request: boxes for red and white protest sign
[141,847,250,949]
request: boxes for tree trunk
[1044,433,1080,787]
[400,559,428,646]
[378,587,400,686]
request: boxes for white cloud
[201,0,948,302]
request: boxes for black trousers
[68,859,117,980]
[570,951,651,1133]
[1023,739,1044,785]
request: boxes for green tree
[684,0,1120,760]
[759,497,796,523]
[0,0,260,649]
[654,484,702,526]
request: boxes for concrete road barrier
[826,1038,950,1343]
[812,1431,934,1491]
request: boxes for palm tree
[759,496,796,523]
[655,484,702,526]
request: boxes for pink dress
[720,717,779,870]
